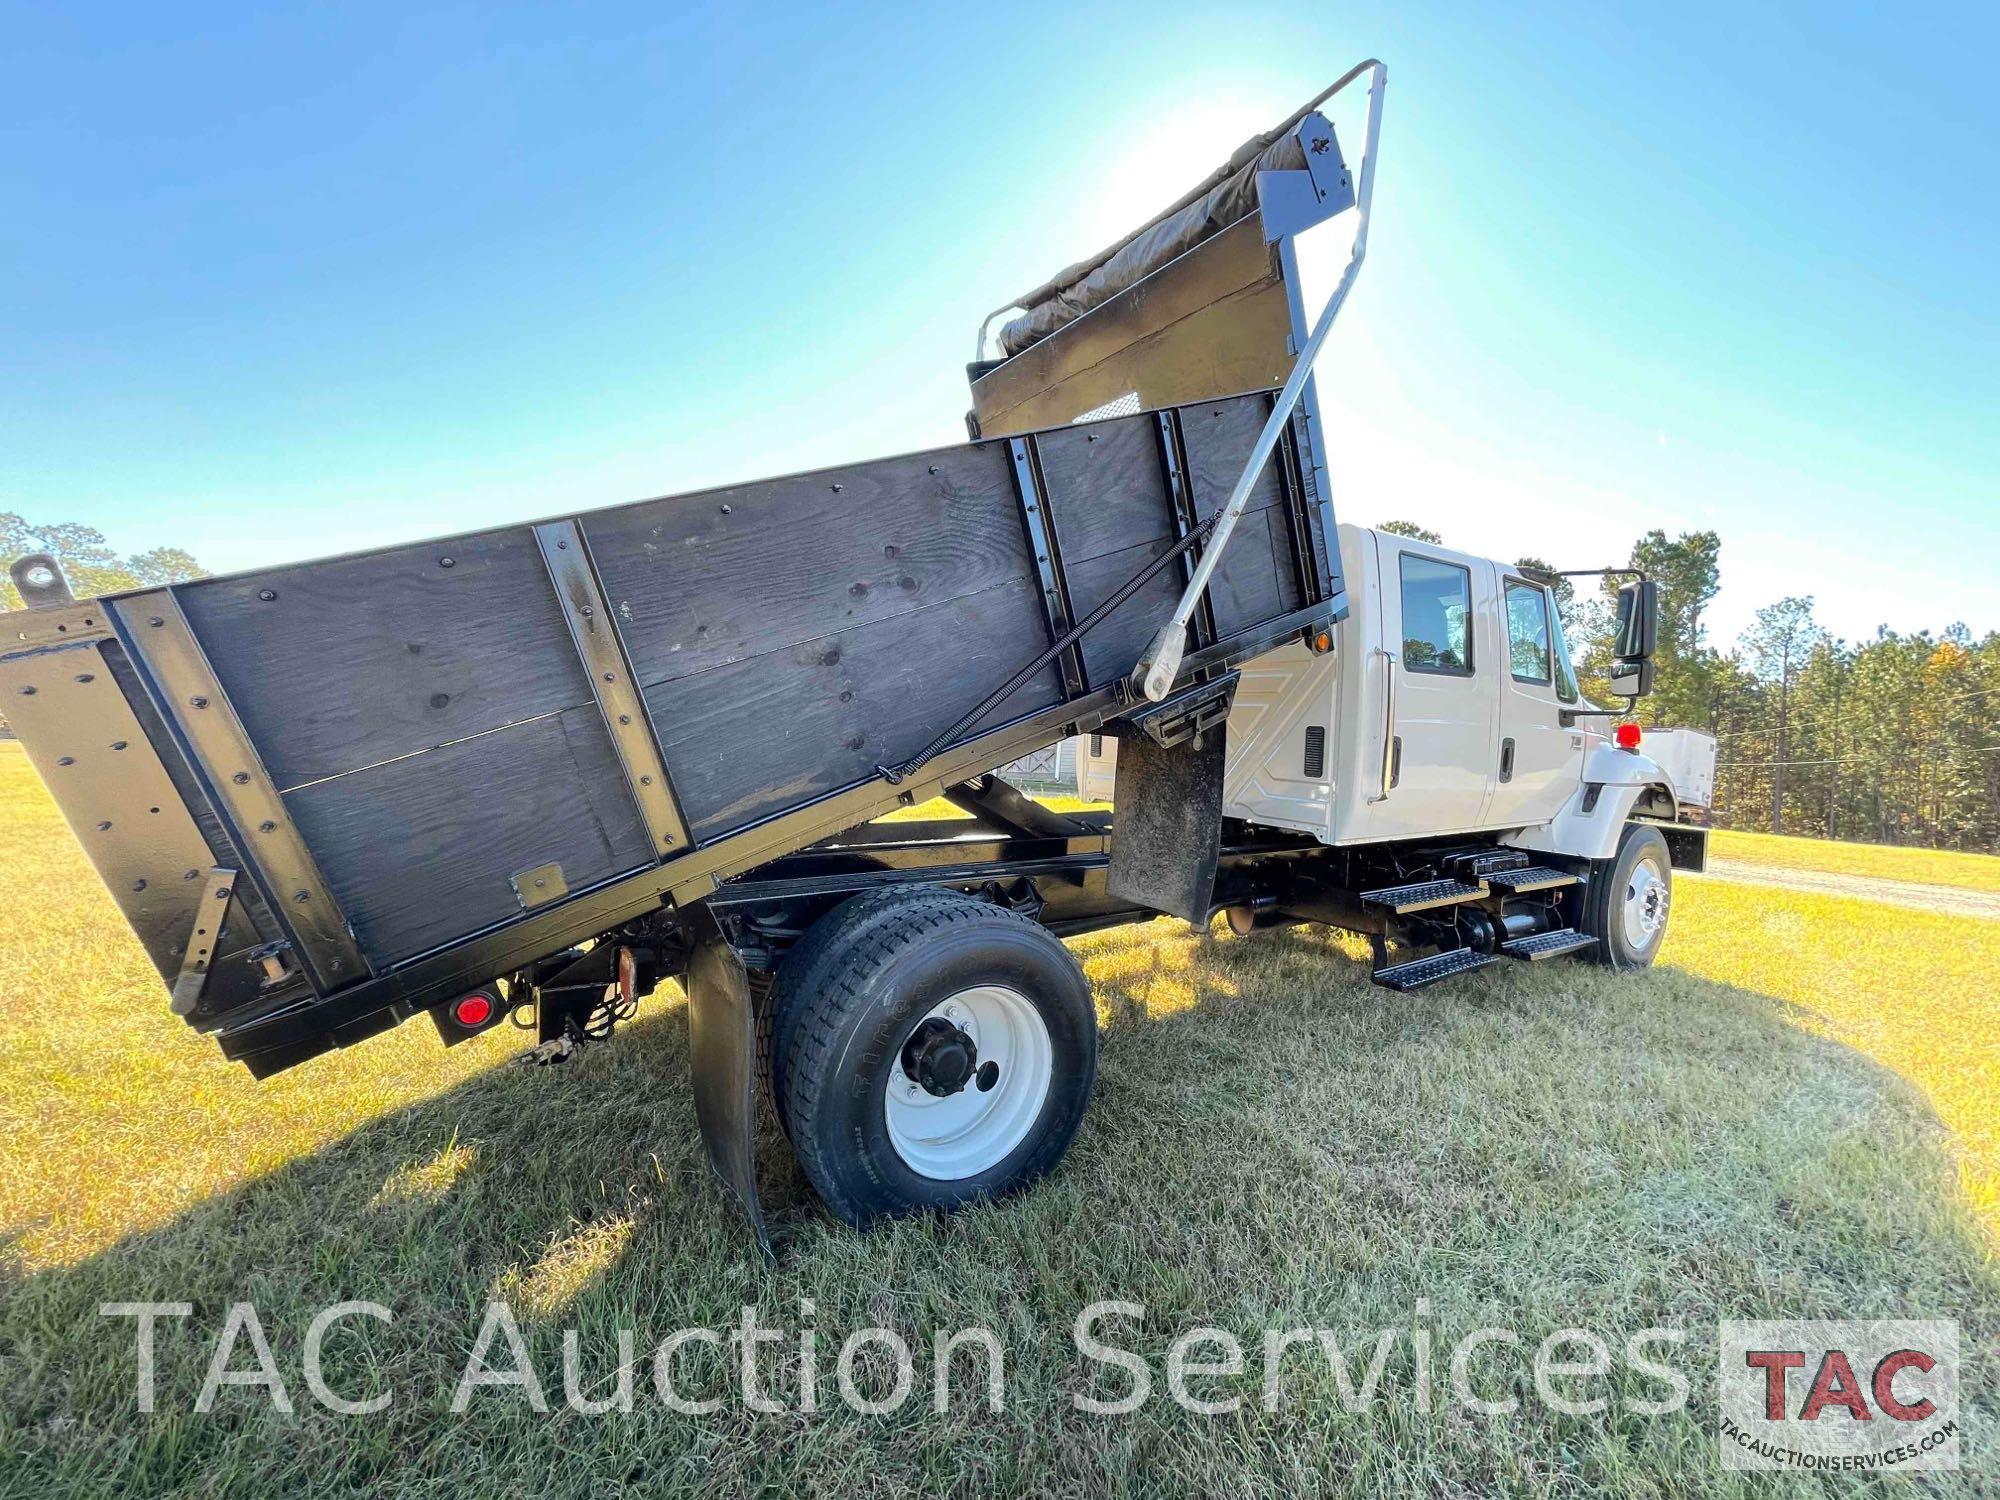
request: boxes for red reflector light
[1614,722,1643,751]
[453,992,494,1028]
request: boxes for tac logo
[1718,1320,1959,1472]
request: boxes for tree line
[1381,520,1999,851]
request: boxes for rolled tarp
[998,128,1306,357]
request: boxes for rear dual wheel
[762,890,1097,1226]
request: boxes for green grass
[1,742,1994,1496]
[1709,826,2000,892]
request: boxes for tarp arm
[1131,59,1385,702]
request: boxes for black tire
[1584,823,1673,970]
[779,892,1097,1227]
[757,887,973,1138]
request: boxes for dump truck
[0,62,1703,1247]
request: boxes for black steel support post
[1007,436,1089,697]
[1154,410,1219,651]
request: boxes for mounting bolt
[719,503,732,514]
[257,588,277,601]
[640,775,653,785]
[132,879,147,892]
[148,616,164,627]
[189,696,209,709]
[216,887,232,900]
[439,557,455,568]
[259,820,276,833]
[75,672,94,683]
[56,756,74,766]
[232,771,251,784]
[17,686,34,696]
[293,890,310,904]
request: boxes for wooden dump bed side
[0,389,1339,1064]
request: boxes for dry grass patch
[1,744,1994,1497]
[1709,825,2000,892]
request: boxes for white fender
[1503,745,1677,863]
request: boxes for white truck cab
[1084,525,1689,868]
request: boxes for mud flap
[1105,728,1225,923]
[685,912,772,1258]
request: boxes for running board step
[1501,928,1598,962]
[1484,866,1579,894]
[1371,947,1500,991]
[1359,878,1488,915]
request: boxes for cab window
[1398,555,1472,674]
[1504,581,1551,684]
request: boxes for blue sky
[4,2,1994,650]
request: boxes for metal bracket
[1008,437,1088,697]
[534,520,691,857]
[1119,671,1239,749]
[510,861,568,910]
[9,553,75,609]
[1255,110,1355,240]
[111,590,372,991]
[170,866,238,1016]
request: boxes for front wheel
[1584,823,1673,970]
[777,891,1097,1226]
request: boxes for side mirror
[1615,579,1659,659]
[1609,657,1656,699]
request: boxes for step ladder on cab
[1361,850,1595,991]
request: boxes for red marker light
[452,992,494,1028]
[1614,722,1643,751]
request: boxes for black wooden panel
[583,444,1034,689]
[1032,415,1173,562]
[1207,508,1303,639]
[646,580,1062,839]
[178,527,593,789]
[285,706,652,964]
[1179,397,1286,521]
[1064,540,1184,689]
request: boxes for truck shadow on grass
[5,921,1995,1496]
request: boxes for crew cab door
[1487,576,1583,829]
[1343,533,1498,838]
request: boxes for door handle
[1369,648,1397,803]
[1499,737,1515,784]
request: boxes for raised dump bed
[3,62,1422,1244]
[3,389,1339,1069]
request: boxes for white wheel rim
[1621,856,1670,951]
[884,985,1053,1181]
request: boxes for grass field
[1709,826,2000,892]
[2,740,1994,1496]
